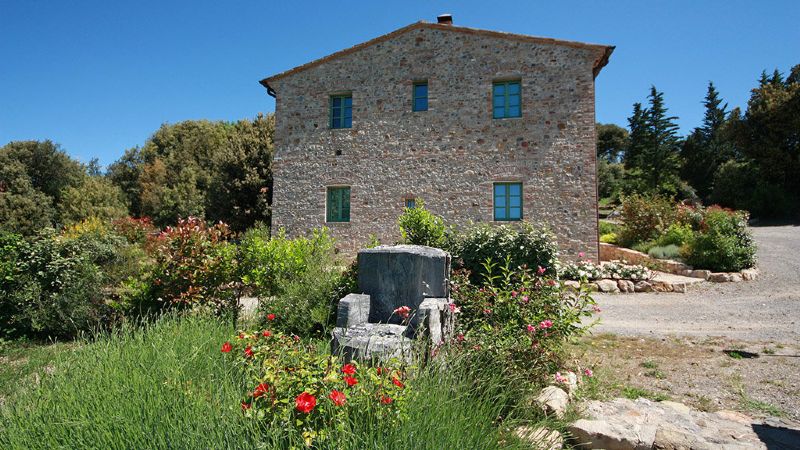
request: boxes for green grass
[621,386,669,402]
[0,316,542,449]
[0,339,76,400]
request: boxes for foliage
[242,227,345,337]
[0,226,129,339]
[599,232,618,244]
[559,260,604,281]
[453,222,559,284]
[397,199,448,248]
[683,208,757,271]
[596,123,629,162]
[0,316,533,449]
[647,244,681,260]
[140,217,238,313]
[224,326,408,447]
[680,82,736,200]
[597,159,626,201]
[111,216,158,245]
[656,223,695,247]
[600,262,651,281]
[624,88,684,196]
[618,194,677,247]
[598,220,620,235]
[107,115,275,230]
[452,258,597,384]
[58,175,129,225]
[559,260,650,281]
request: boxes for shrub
[223,326,408,448]
[559,260,604,281]
[0,227,127,339]
[601,262,651,281]
[647,244,681,260]
[242,227,346,337]
[397,199,448,248]
[453,222,559,284]
[599,232,618,244]
[451,258,597,381]
[618,194,676,247]
[111,216,157,245]
[683,208,756,271]
[598,220,620,236]
[141,217,238,313]
[656,223,694,247]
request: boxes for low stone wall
[599,243,759,283]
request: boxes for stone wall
[266,23,609,259]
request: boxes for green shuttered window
[492,81,521,119]
[494,182,522,221]
[326,186,350,222]
[330,94,352,129]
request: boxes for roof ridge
[260,22,613,87]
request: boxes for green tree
[596,123,629,162]
[59,175,129,225]
[0,156,56,235]
[624,87,683,195]
[681,82,736,200]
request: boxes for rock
[652,281,674,292]
[569,418,656,450]
[708,272,732,282]
[596,279,620,293]
[570,398,772,450]
[634,281,653,292]
[587,282,599,292]
[566,371,579,397]
[514,426,563,449]
[535,386,569,419]
[671,282,687,293]
[617,279,635,293]
[728,273,743,282]
[563,280,581,292]
[689,269,711,280]
[741,268,759,281]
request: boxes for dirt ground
[569,334,800,421]
[574,225,800,423]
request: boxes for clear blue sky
[1,0,798,167]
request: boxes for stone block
[708,272,732,282]
[514,426,563,450]
[634,281,653,292]
[689,270,711,280]
[358,245,450,325]
[596,279,620,293]
[617,279,635,293]
[535,386,569,419]
[336,293,371,328]
[741,268,759,281]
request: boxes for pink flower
[511,291,518,298]
[521,295,529,303]
[584,368,593,377]
[456,333,465,343]
[526,324,536,333]
[483,308,492,315]
[547,279,557,286]
[393,306,411,319]
[537,266,546,275]
[578,252,585,258]
[539,319,553,329]
[448,303,460,313]
[554,372,568,384]
[592,305,602,313]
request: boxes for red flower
[392,377,405,389]
[328,390,346,406]
[241,401,251,410]
[344,376,358,387]
[221,342,232,353]
[341,363,357,375]
[253,383,270,398]
[237,332,245,340]
[295,392,317,414]
[267,313,276,321]
[376,367,387,376]
[262,330,271,337]
[244,346,254,358]
[380,395,393,405]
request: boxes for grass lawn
[0,316,541,449]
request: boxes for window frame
[492,80,522,119]
[326,186,351,223]
[412,81,428,112]
[404,197,416,209]
[493,182,523,221]
[329,94,353,129]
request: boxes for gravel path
[593,225,800,344]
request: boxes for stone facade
[261,20,613,259]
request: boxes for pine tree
[681,82,734,199]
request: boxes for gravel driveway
[593,225,800,344]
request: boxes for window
[493,182,522,221]
[404,198,416,209]
[412,82,428,111]
[330,94,352,129]
[326,186,350,222]
[492,81,521,119]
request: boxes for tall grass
[0,316,535,449]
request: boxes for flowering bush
[559,260,604,281]
[560,260,651,281]
[451,257,597,380]
[111,216,157,245]
[453,222,559,284]
[222,325,408,447]
[618,193,677,247]
[683,208,756,271]
[600,261,651,281]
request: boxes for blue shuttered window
[412,82,428,111]
[326,187,350,222]
[492,81,521,119]
[330,95,352,129]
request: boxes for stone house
[260,15,613,259]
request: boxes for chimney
[437,14,453,25]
